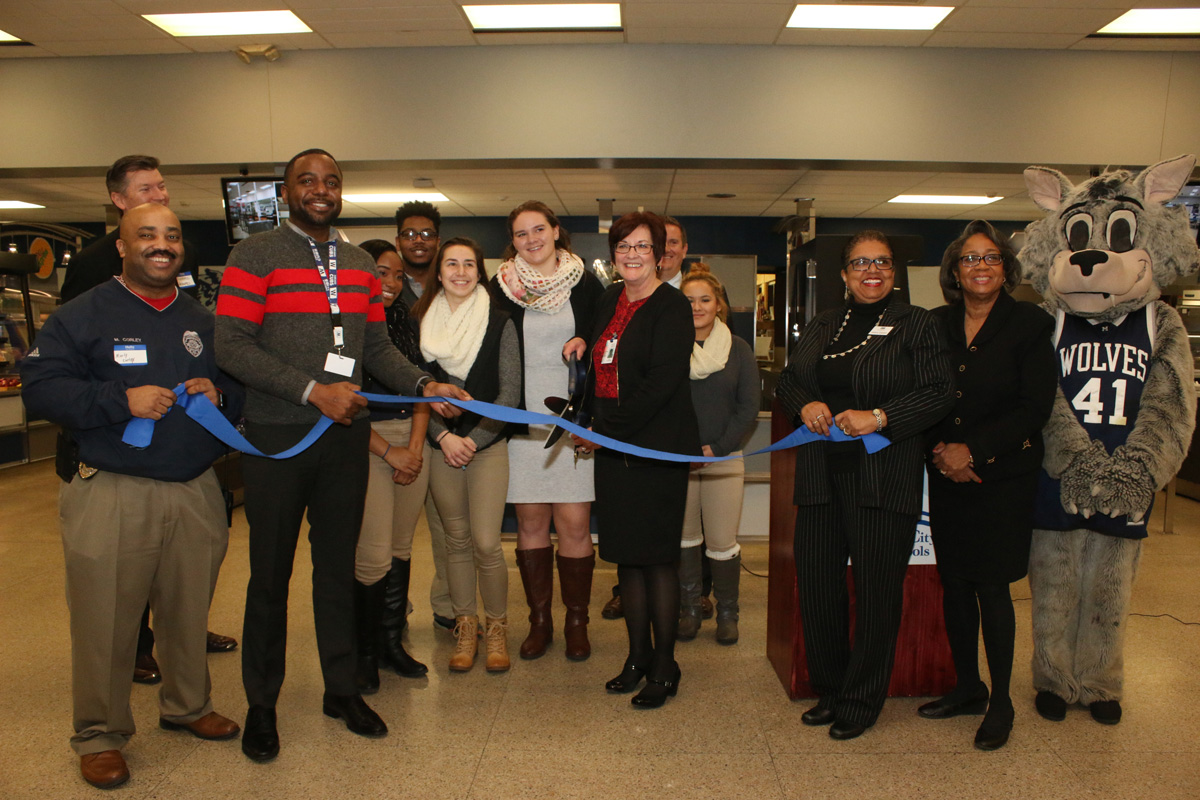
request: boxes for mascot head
[1019,154,1198,321]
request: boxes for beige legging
[681,454,744,559]
[355,418,430,585]
[427,440,509,619]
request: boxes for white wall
[2,45,1198,171]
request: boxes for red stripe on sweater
[220,266,268,296]
[216,293,266,324]
[263,289,374,315]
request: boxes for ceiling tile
[940,6,1123,34]
[624,3,792,27]
[923,31,1085,48]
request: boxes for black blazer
[585,283,701,457]
[777,299,954,515]
[490,269,605,434]
[927,292,1056,481]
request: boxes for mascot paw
[1090,455,1154,521]
[1059,441,1110,518]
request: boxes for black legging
[617,562,679,680]
[940,574,1015,706]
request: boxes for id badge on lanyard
[310,237,355,375]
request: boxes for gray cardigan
[691,334,759,456]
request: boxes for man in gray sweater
[215,148,467,763]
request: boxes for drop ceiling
[0,1,1194,224]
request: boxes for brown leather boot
[449,616,478,672]
[485,617,510,672]
[516,547,553,659]
[557,551,595,661]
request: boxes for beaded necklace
[821,307,885,360]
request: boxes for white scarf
[496,250,584,314]
[420,284,491,381]
[690,319,732,380]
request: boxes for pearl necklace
[822,307,885,360]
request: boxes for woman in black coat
[777,230,954,740]
[919,220,1056,750]
[568,211,701,709]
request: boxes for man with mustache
[59,155,238,686]
[216,149,468,762]
[22,203,244,789]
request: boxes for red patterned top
[593,292,650,399]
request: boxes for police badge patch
[182,331,203,358]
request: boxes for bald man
[22,203,243,789]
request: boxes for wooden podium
[766,402,956,699]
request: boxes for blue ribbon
[124,386,890,462]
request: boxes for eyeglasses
[846,256,894,271]
[959,253,1004,267]
[399,229,437,241]
[614,242,654,255]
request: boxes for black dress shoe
[1089,700,1122,725]
[829,720,868,740]
[1035,691,1067,722]
[241,706,279,762]
[974,702,1014,751]
[433,613,455,631]
[605,661,648,693]
[206,631,238,652]
[631,664,681,709]
[133,651,161,685]
[801,705,836,726]
[918,682,989,719]
[322,693,388,737]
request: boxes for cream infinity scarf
[690,319,732,380]
[496,250,584,314]
[420,284,491,380]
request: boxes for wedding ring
[940,469,947,476]
[817,414,825,421]
[841,425,850,435]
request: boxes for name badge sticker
[869,325,894,336]
[176,272,196,288]
[114,344,148,366]
[601,337,618,365]
[324,352,356,377]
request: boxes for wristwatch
[871,408,884,432]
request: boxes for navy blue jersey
[1034,306,1154,538]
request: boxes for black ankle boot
[378,558,428,677]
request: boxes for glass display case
[0,254,55,466]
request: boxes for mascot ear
[1136,154,1196,205]
[1024,166,1074,213]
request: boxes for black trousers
[241,419,370,708]
[793,470,917,727]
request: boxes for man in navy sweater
[22,203,244,790]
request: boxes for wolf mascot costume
[1019,154,1198,725]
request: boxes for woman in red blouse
[567,212,701,708]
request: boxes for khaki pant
[681,454,744,558]
[355,418,430,584]
[60,469,228,755]
[427,441,509,619]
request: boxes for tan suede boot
[449,616,478,672]
[485,616,510,672]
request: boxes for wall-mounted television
[222,177,286,245]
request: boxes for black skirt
[927,471,1038,584]
[594,449,689,566]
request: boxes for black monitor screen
[222,177,285,245]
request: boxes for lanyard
[308,236,344,351]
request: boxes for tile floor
[1,458,1198,799]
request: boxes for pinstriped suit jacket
[777,300,954,516]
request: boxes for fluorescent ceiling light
[787,4,953,31]
[0,29,21,42]
[0,201,45,209]
[889,195,1002,205]
[343,193,449,204]
[464,4,622,31]
[1097,9,1200,35]
[142,11,311,38]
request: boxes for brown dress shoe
[80,750,129,789]
[700,595,715,620]
[600,591,623,620]
[133,652,161,684]
[206,631,238,652]
[160,711,241,740]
